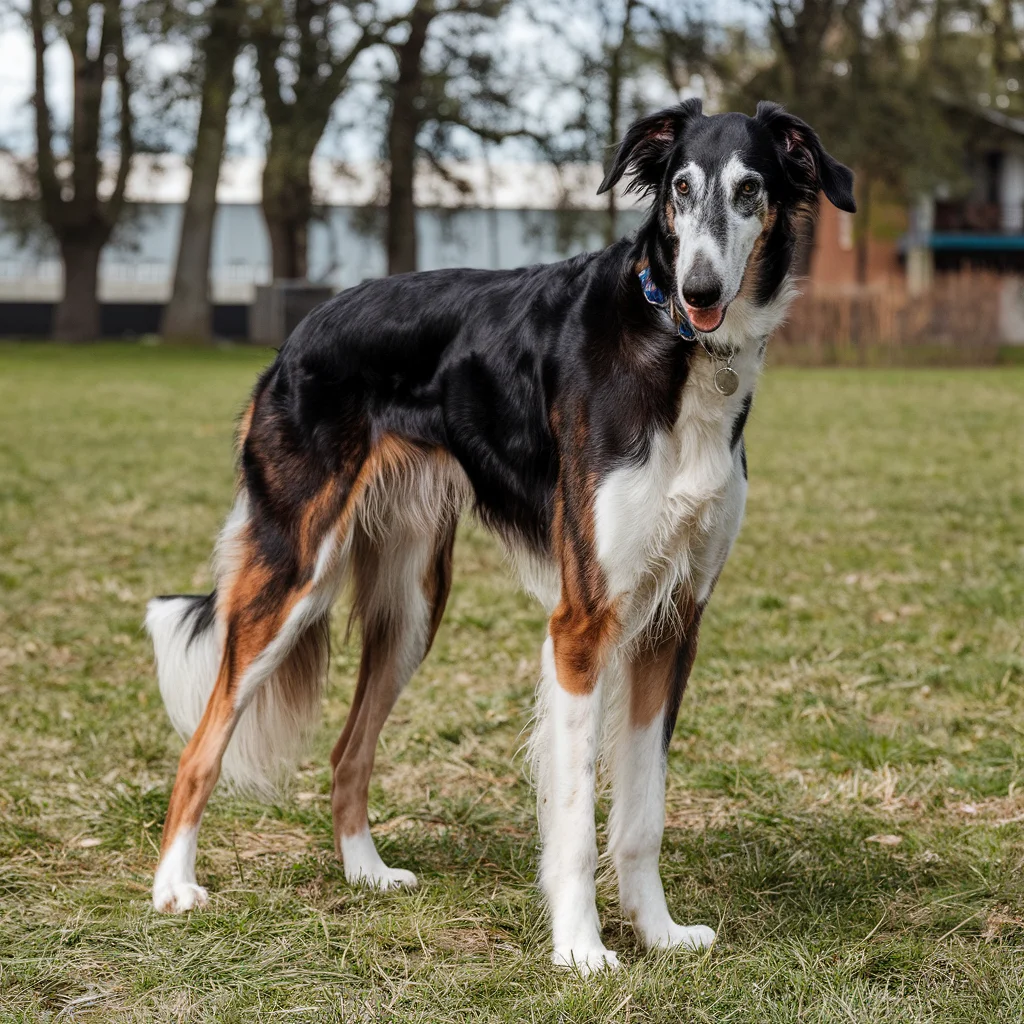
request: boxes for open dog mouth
[684,303,728,333]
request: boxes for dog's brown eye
[739,180,758,196]
[676,179,689,196]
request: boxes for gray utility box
[251,281,334,345]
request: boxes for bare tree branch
[29,0,59,216]
[103,0,135,229]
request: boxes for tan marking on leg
[329,446,461,847]
[160,570,307,856]
[424,516,457,650]
[331,520,430,843]
[629,632,679,729]
[550,600,618,696]
[629,595,703,733]
[330,609,401,840]
[159,676,237,856]
[159,470,342,858]
[547,407,618,696]
[332,549,453,841]
[158,432,441,889]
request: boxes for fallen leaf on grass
[865,834,902,846]
[983,911,1024,940]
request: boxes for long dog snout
[680,253,727,331]
[681,256,723,309]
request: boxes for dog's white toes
[347,865,419,892]
[152,882,209,914]
[552,946,621,976]
[341,828,418,892]
[649,923,716,951]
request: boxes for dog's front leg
[608,605,716,952]
[536,631,617,975]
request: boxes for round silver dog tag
[714,365,740,396]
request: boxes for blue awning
[927,233,1024,251]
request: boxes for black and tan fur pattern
[145,100,855,965]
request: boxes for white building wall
[0,202,637,303]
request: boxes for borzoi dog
[147,99,854,973]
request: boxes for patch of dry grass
[1,344,1023,1022]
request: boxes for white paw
[552,946,621,976]
[346,864,419,892]
[152,882,209,914]
[341,828,418,892]
[648,923,716,951]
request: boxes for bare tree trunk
[31,0,133,342]
[769,0,839,104]
[604,0,636,247]
[253,0,381,286]
[387,0,434,275]
[162,0,242,340]
[55,236,102,342]
[262,148,313,280]
[264,211,309,280]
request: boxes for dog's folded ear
[598,98,703,196]
[755,101,856,213]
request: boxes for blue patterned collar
[638,266,695,340]
[637,266,742,397]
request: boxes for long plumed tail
[145,590,329,797]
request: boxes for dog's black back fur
[244,102,854,559]
[249,238,694,554]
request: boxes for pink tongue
[686,305,725,332]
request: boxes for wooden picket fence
[771,273,1006,365]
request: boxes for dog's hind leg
[607,602,716,952]
[329,512,457,890]
[151,514,342,914]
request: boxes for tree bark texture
[604,0,636,247]
[386,0,435,275]
[162,0,243,340]
[31,0,133,341]
[261,145,314,280]
[254,0,380,283]
[55,236,103,342]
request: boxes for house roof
[934,91,1024,139]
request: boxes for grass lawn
[1,343,1023,1022]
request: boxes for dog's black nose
[682,278,722,309]
[682,256,723,308]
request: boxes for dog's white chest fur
[594,338,762,638]
[509,292,791,624]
